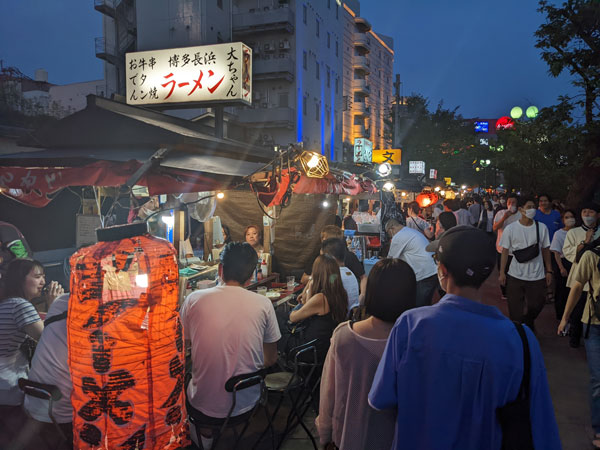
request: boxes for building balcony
[352,56,370,74]
[95,37,118,65]
[353,34,371,53]
[236,106,295,129]
[253,55,295,82]
[354,17,372,33]
[233,6,295,36]
[352,79,370,96]
[94,0,115,17]
[352,102,370,116]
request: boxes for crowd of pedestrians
[1,192,600,449]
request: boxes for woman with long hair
[316,258,417,450]
[289,255,348,361]
[0,259,63,434]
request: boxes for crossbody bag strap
[535,220,539,246]
[513,322,531,400]
[44,310,68,327]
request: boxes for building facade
[95,0,393,161]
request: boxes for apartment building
[94,0,392,162]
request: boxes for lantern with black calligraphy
[416,191,439,208]
[68,222,189,450]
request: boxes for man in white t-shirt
[321,238,360,310]
[493,194,521,298]
[181,242,281,449]
[385,218,438,307]
[23,294,72,445]
[499,197,553,331]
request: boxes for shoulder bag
[497,322,534,450]
[512,221,540,263]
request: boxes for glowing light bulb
[401,192,407,197]
[216,192,225,199]
[461,185,466,190]
[135,273,148,288]
[322,200,329,207]
[377,163,392,177]
[440,190,446,196]
[307,154,320,169]
[382,182,395,191]
[434,186,440,192]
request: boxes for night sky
[0,0,578,119]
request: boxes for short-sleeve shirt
[0,297,41,405]
[549,228,568,258]
[181,285,281,418]
[573,250,600,326]
[534,209,562,242]
[25,294,71,423]
[388,227,437,282]
[494,209,521,254]
[406,216,430,236]
[499,221,550,281]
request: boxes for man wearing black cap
[562,201,600,347]
[369,226,560,450]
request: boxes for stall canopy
[0,95,375,207]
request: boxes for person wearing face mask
[550,210,577,320]
[562,202,600,347]
[499,197,553,331]
[493,194,520,298]
[495,195,507,214]
[369,226,561,450]
[477,200,496,237]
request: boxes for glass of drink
[286,276,295,292]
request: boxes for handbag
[496,322,534,450]
[512,221,539,263]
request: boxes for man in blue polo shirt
[369,226,561,450]
[534,193,562,242]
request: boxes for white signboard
[126,43,252,106]
[76,214,102,248]
[353,138,373,164]
[429,169,437,179]
[409,161,426,174]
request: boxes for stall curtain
[68,233,189,449]
[0,161,236,207]
[214,190,335,277]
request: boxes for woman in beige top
[316,258,417,450]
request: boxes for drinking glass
[286,276,295,291]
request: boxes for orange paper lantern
[416,192,439,208]
[68,224,189,449]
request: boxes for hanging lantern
[298,151,330,178]
[416,191,439,208]
[68,222,189,450]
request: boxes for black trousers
[506,275,546,329]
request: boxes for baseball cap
[426,226,496,284]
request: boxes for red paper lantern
[68,224,189,449]
[416,192,439,208]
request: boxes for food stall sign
[372,149,401,165]
[126,42,252,106]
[429,169,437,179]
[353,138,373,164]
[408,161,425,174]
[444,177,452,185]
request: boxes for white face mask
[564,218,576,227]
[582,216,597,227]
[524,209,537,219]
[500,199,507,205]
[509,205,517,213]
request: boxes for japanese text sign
[126,43,252,106]
[429,169,437,179]
[353,138,373,164]
[408,161,425,174]
[444,177,452,185]
[372,149,401,165]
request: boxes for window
[279,92,288,108]
[327,32,330,48]
[326,67,330,88]
[316,19,320,37]
[217,0,223,9]
[303,51,307,70]
[316,61,319,80]
[303,95,307,115]
[335,40,338,57]
[315,101,320,121]
[303,5,307,24]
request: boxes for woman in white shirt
[550,209,577,320]
[478,200,496,236]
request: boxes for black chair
[254,339,320,450]
[188,371,271,450]
[18,378,68,442]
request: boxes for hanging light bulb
[298,151,329,178]
[377,163,392,177]
[440,190,446,196]
[382,182,395,192]
[322,200,330,207]
[401,192,407,197]
[434,186,440,192]
[216,192,225,199]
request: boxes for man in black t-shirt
[301,225,367,297]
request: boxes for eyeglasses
[432,253,440,265]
